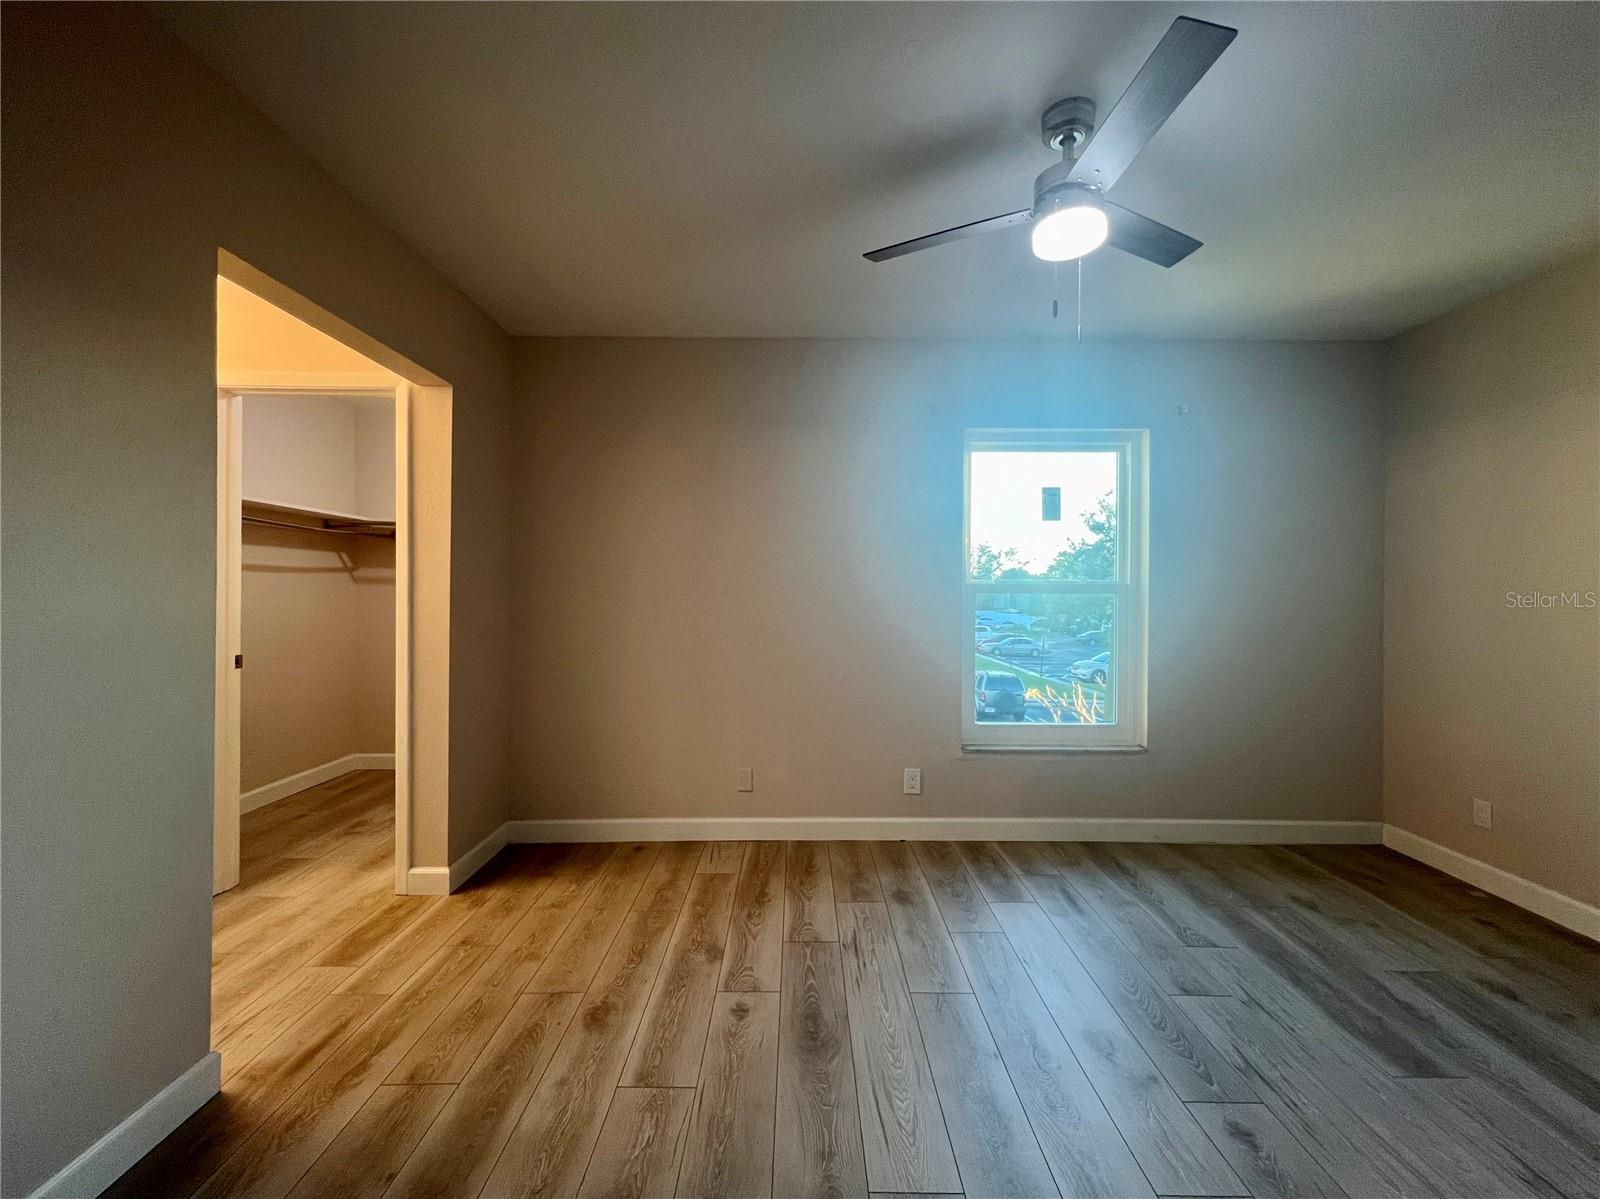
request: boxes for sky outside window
[969,450,1116,575]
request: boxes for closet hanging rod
[242,513,395,539]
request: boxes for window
[964,429,1147,749]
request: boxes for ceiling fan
[864,16,1236,268]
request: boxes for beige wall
[511,338,1387,825]
[240,528,395,792]
[0,6,514,1195]
[1384,251,1600,907]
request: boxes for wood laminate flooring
[110,773,1600,1198]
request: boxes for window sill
[961,743,1148,754]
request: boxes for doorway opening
[211,254,453,917]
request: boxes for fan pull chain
[1076,257,1083,343]
[1052,261,1060,320]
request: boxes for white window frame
[962,428,1148,751]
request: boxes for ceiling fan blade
[1068,16,1236,191]
[1104,202,1202,267]
[863,209,1032,262]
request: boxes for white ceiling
[159,2,1599,340]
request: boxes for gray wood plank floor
[112,775,1600,1198]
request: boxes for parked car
[1076,626,1110,647]
[974,671,1027,721]
[1070,651,1110,684]
[986,635,1044,658]
[973,624,995,645]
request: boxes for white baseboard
[502,816,1384,845]
[27,1052,220,1199]
[1382,825,1600,942]
[241,753,394,814]
[405,822,510,895]
[451,823,510,889]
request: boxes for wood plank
[634,841,706,911]
[383,992,580,1199]
[992,903,1244,1197]
[1205,939,1566,1189]
[1023,874,1257,1102]
[869,842,967,992]
[213,894,289,949]
[699,841,745,873]
[1373,970,1600,1171]
[828,841,885,902]
[911,840,999,932]
[1084,844,1240,946]
[1392,970,1600,1110]
[785,840,839,942]
[994,841,1062,877]
[1175,993,1448,1198]
[1181,989,1568,1199]
[526,842,661,992]
[775,941,868,1199]
[1049,844,1233,996]
[104,992,383,1199]
[481,906,679,1198]
[1395,1076,1600,1199]
[312,894,434,968]
[191,941,489,1199]
[385,844,611,1085]
[1206,902,1460,1078]
[578,1088,693,1199]
[286,1083,452,1199]
[1185,1103,1347,1199]
[835,902,961,1194]
[720,840,785,992]
[1158,844,1294,908]
[622,872,737,1086]
[386,896,583,1085]
[676,992,779,1199]
[912,991,1059,1198]
[451,846,563,946]
[215,966,354,1084]
[953,841,1032,902]
[337,894,488,995]
[950,931,1155,1199]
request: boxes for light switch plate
[1472,798,1492,829]
[736,767,754,793]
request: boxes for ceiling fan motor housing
[1032,165,1102,219]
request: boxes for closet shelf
[242,496,395,539]
[243,495,390,524]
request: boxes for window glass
[973,590,1116,724]
[968,450,1117,581]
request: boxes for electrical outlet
[735,767,754,793]
[1473,798,1492,829]
[902,767,922,796]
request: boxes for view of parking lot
[974,598,1114,724]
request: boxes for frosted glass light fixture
[1031,194,1108,261]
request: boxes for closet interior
[235,392,396,822]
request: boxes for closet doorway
[212,257,452,901]
[214,382,407,900]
